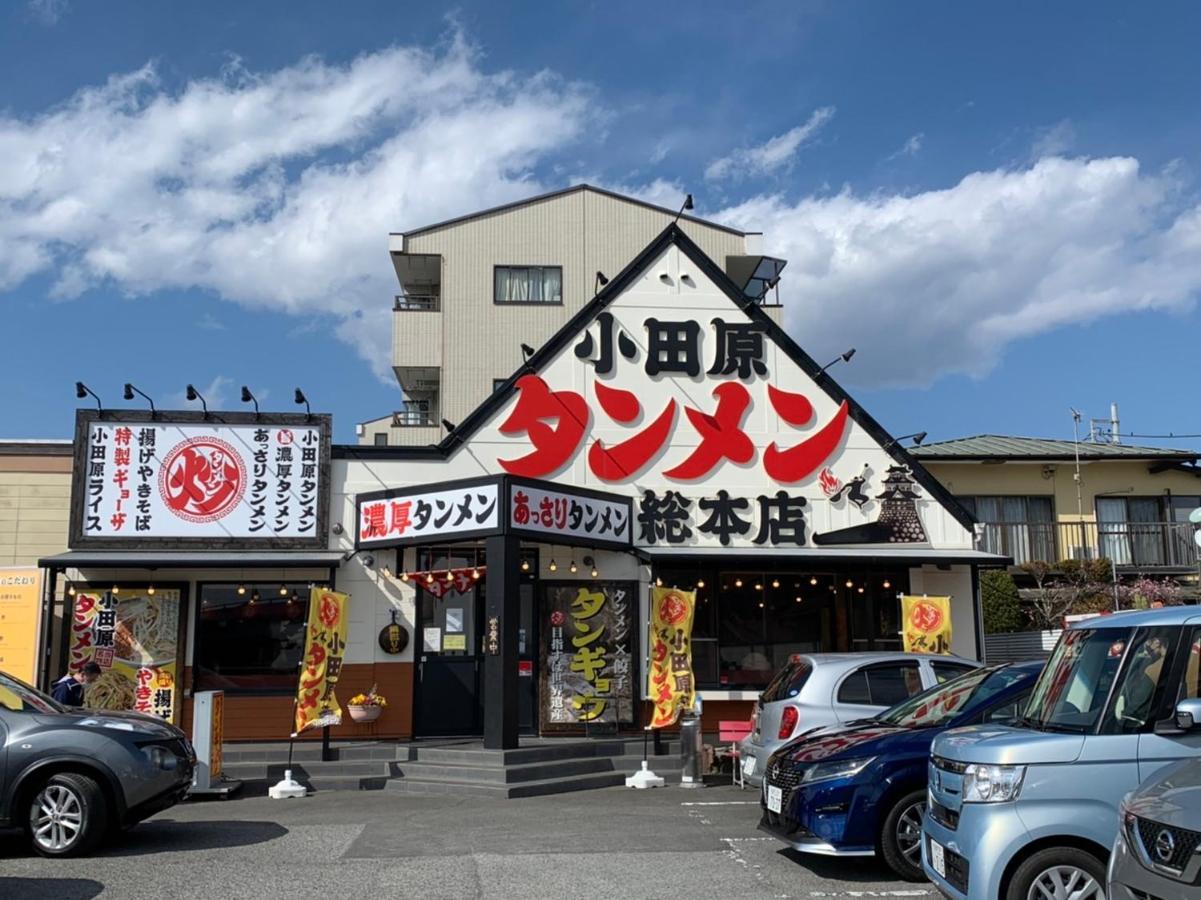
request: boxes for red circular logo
[909,600,945,635]
[658,592,688,625]
[158,437,247,523]
[277,429,294,445]
[550,610,566,627]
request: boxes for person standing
[50,661,101,707]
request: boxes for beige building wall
[0,444,72,566]
[924,460,1201,524]
[381,187,760,444]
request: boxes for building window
[494,266,562,304]
[655,566,908,690]
[959,496,1055,564]
[1097,496,1199,567]
[193,584,308,693]
[373,432,388,446]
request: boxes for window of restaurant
[193,583,311,693]
[655,565,909,690]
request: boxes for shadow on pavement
[99,819,289,857]
[779,847,923,885]
[0,878,104,899]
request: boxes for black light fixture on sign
[185,383,209,417]
[75,381,102,411]
[240,385,260,416]
[123,383,156,416]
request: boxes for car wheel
[27,772,108,858]
[1006,846,1106,900]
[879,789,927,881]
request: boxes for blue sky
[3,1,1201,450]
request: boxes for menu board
[67,587,183,724]
[0,567,42,683]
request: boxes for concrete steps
[213,738,685,798]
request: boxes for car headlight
[962,764,1025,803]
[800,757,876,784]
[141,743,180,771]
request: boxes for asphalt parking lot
[1,784,934,899]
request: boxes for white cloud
[0,35,591,381]
[717,156,1201,388]
[1031,119,1075,159]
[705,107,835,182]
[887,132,924,160]
[27,0,68,25]
[167,376,233,411]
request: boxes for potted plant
[347,685,387,723]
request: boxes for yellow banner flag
[901,595,952,654]
[294,587,350,735]
[647,586,696,728]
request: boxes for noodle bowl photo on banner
[67,587,183,723]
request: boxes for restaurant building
[39,199,1003,748]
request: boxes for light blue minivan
[922,607,1201,900]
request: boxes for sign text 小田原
[70,410,331,548]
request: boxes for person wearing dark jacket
[50,661,101,707]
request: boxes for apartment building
[359,185,784,446]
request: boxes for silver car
[1109,751,1201,899]
[741,651,979,787]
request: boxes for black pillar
[483,533,521,750]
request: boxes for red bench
[717,720,754,788]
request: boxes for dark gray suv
[1109,747,1201,898]
[0,669,195,857]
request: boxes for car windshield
[1021,627,1129,733]
[0,671,67,714]
[879,666,1025,728]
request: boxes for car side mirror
[1157,698,1201,736]
[1175,698,1201,732]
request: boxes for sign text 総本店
[70,410,330,548]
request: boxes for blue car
[759,661,1042,881]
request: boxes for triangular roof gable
[368,222,974,535]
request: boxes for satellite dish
[1190,507,1201,525]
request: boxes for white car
[741,651,979,787]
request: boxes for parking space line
[806,891,932,897]
[679,800,759,805]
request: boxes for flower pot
[348,705,382,724]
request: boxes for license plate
[743,755,756,776]
[767,785,782,813]
[929,838,946,878]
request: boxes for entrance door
[414,549,484,737]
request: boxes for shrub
[980,569,1024,633]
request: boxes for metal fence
[394,294,440,311]
[977,520,1200,569]
[983,630,1063,664]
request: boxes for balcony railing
[392,407,436,427]
[394,294,440,311]
[977,520,1200,569]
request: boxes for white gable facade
[331,226,998,739]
